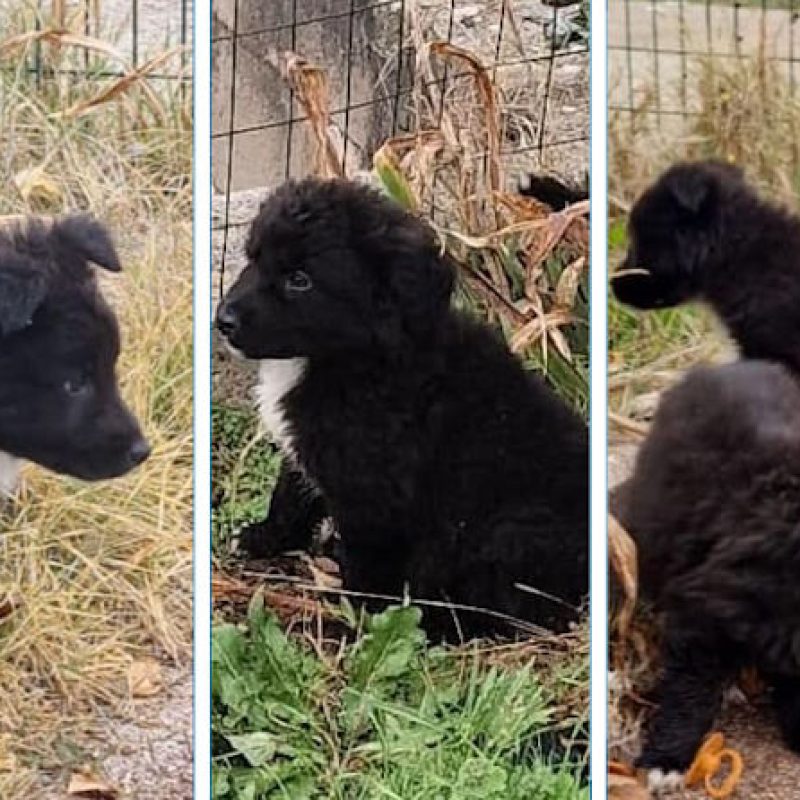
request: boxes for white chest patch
[255,358,308,454]
[0,452,21,498]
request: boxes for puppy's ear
[664,161,741,217]
[664,168,716,215]
[0,262,47,336]
[377,215,455,345]
[50,214,122,272]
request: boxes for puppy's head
[612,160,744,309]
[0,215,150,481]
[217,178,454,359]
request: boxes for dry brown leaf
[67,769,118,798]
[307,564,342,590]
[0,29,125,62]
[548,326,573,363]
[609,514,639,658]
[608,772,651,800]
[429,41,502,195]
[58,46,186,120]
[127,657,163,698]
[555,257,586,309]
[212,570,252,602]
[12,165,63,205]
[509,308,573,354]
[258,48,343,178]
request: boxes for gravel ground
[98,665,193,800]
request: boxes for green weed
[212,600,587,800]
[212,404,283,555]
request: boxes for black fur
[520,173,588,211]
[612,160,800,374]
[0,214,150,481]
[217,178,588,639]
[614,361,800,772]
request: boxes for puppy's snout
[216,302,240,339]
[127,437,151,467]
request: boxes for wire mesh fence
[2,0,192,83]
[212,0,590,291]
[609,0,800,126]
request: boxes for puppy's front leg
[238,461,327,559]
[638,620,735,789]
[335,526,412,601]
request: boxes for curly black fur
[613,361,800,773]
[612,160,800,374]
[217,178,588,640]
[0,215,148,482]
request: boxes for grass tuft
[212,598,588,800]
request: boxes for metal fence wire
[609,0,800,127]
[12,0,192,83]
[212,0,590,292]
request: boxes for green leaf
[348,606,425,688]
[373,153,418,210]
[608,217,628,252]
[226,732,277,767]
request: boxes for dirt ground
[610,442,800,799]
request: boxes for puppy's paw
[234,521,282,560]
[646,768,685,796]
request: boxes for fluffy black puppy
[614,361,800,788]
[0,215,150,493]
[217,178,588,639]
[612,160,800,374]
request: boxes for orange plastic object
[685,733,744,799]
[608,760,637,777]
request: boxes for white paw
[723,684,748,708]
[317,517,338,543]
[647,768,685,795]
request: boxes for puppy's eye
[284,270,313,293]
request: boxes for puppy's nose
[127,438,151,467]
[216,302,240,338]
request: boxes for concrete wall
[212,0,404,193]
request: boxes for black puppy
[217,178,588,639]
[614,361,800,790]
[520,173,588,211]
[0,214,150,493]
[612,160,800,374]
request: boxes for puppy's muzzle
[216,301,240,340]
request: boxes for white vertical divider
[589,0,609,797]
[193,0,212,795]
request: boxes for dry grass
[0,4,191,794]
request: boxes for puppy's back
[620,361,800,600]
